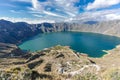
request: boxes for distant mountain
[84,21,98,25]
[0,19,120,44]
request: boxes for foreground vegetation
[1,45,120,80]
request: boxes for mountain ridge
[0,19,120,44]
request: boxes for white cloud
[54,0,79,15]
[65,11,76,17]
[86,0,120,10]
[4,0,120,23]
[66,8,120,22]
[0,17,55,24]
[29,0,79,18]
[1,8,120,23]
[30,0,61,17]
[43,11,65,18]
[11,0,80,21]
[31,0,53,11]
[106,14,120,20]
[33,14,43,17]
[31,0,39,9]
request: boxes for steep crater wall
[0,19,120,44]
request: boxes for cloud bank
[86,0,120,10]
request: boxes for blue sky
[0,0,120,23]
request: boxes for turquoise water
[19,32,120,57]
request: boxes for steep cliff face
[0,20,40,44]
[70,20,120,37]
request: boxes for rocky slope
[0,46,95,80]
[70,20,120,37]
[0,19,120,44]
[0,42,25,58]
[0,20,39,44]
[0,45,120,80]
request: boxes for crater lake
[19,32,120,57]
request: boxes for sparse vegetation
[52,45,68,50]
[102,68,120,80]
[72,72,100,80]
[0,67,32,80]
[1,45,120,80]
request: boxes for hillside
[0,45,95,80]
[0,42,25,58]
[0,45,120,80]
